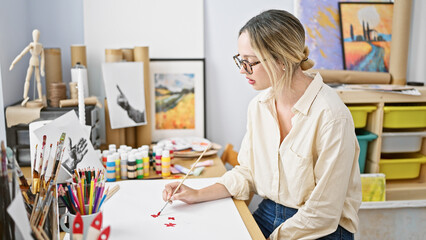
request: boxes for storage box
[356,129,378,173]
[361,173,386,202]
[381,131,426,153]
[380,153,426,179]
[383,106,426,128]
[348,106,377,128]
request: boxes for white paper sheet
[102,178,251,240]
[7,188,33,240]
[33,111,104,183]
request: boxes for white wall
[83,0,204,143]
[0,0,31,107]
[27,0,84,87]
[205,0,294,151]
[0,0,83,143]
[0,0,30,144]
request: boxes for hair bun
[300,46,315,70]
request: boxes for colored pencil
[89,177,94,214]
[96,187,109,212]
[76,184,85,215]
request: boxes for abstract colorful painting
[150,60,205,142]
[295,0,391,70]
[339,2,393,72]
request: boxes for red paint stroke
[165,223,176,227]
[168,217,175,220]
[151,214,159,218]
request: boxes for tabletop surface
[21,154,265,240]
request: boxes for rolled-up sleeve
[271,117,361,240]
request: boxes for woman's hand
[162,182,200,204]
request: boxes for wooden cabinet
[336,87,426,200]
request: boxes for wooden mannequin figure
[9,29,45,107]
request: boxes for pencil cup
[60,204,102,240]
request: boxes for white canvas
[102,178,252,239]
[102,62,147,129]
[33,111,104,183]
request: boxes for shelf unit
[336,87,426,201]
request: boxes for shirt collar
[258,88,274,103]
[292,73,324,115]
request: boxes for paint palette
[157,137,211,151]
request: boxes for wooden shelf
[336,87,426,201]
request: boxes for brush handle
[168,144,211,199]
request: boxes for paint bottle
[152,146,157,163]
[155,147,163,175]
[119,145,127,151]
[113,152,120,179]
[108,144,116,152]
[165,143,174,160]
[135,152,144,179]
[142,150,150,177]
[127,153,137,179]
[106,155,116,182]
[120,152,128,180]
[141,145,152,169]
[102,150,110,168]
[161,150,171,177]
[126,146,132,153]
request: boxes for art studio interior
[1,0,426,239]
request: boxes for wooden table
[22,154,264,239]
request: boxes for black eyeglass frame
[233,54,261,75]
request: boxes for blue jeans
[253,199,354,240]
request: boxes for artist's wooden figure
[9,29,45,107]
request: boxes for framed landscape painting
[149,59,205,142]
[339,2,393,72]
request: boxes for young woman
[163,9,361,240]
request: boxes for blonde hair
[239,9,315,96]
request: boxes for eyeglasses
[233,54,261,75]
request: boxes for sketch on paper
[102,62,147,129]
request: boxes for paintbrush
[34,135,47,194]
[1,141,14,239]
[48,133,66,184]
[156,143,212,216]
[6,147,30,190]
[40,144,53,189]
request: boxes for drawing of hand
[69,137,88,167]
[9,64,14,71]
[116,85,130,110]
